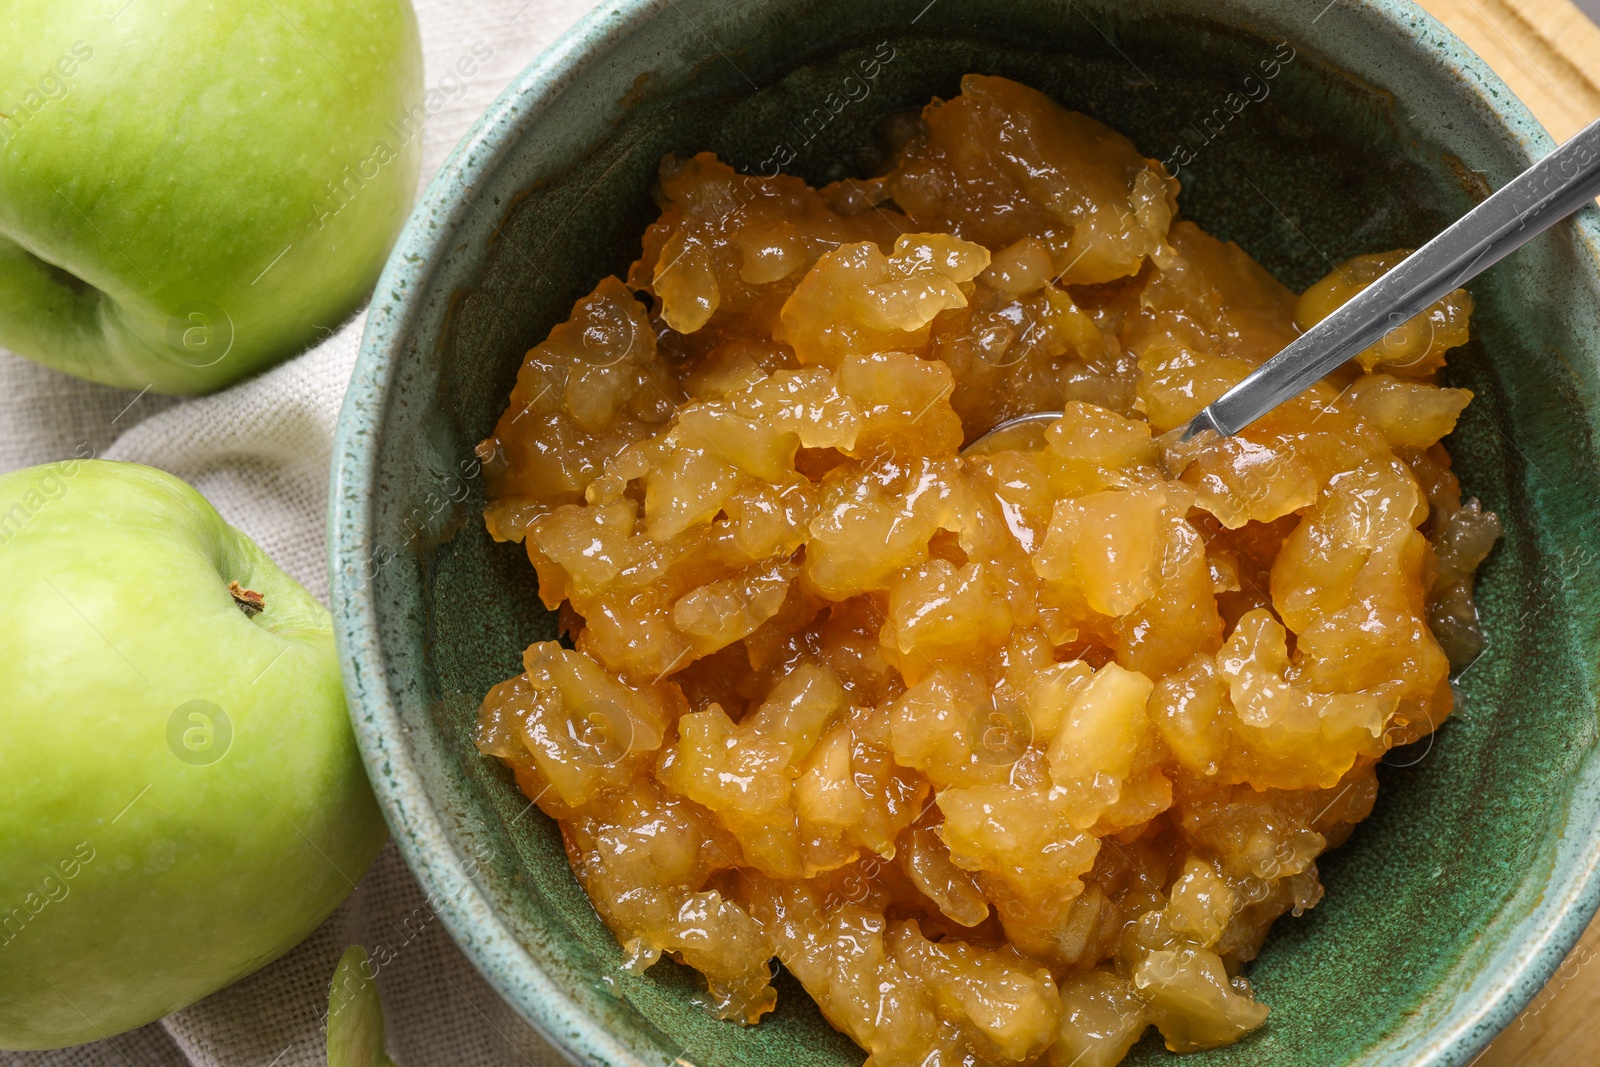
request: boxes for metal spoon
[962,410,1063,455]
[965,113,1600,453]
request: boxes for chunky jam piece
[475,75,1499,1066]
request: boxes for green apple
[0,0,423,394]
[328,945,401,1067]
[0,460,387,1049]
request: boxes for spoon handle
[1184,114,1600,440]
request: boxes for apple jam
[474,74,1500,1065]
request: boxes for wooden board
[1420,0,1600,141]
[1413,1,1600,1062]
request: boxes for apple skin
[0,0,423,394]
[0,460,387,1049]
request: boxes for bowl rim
[330,2,1600,1063]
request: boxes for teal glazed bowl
[330,0,1600,1064]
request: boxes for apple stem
[228,581,266,617]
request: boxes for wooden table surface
[1411,1,1600,1062]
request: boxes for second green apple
[0,460,388,1049]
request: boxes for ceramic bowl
[329,0,1600,1063]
